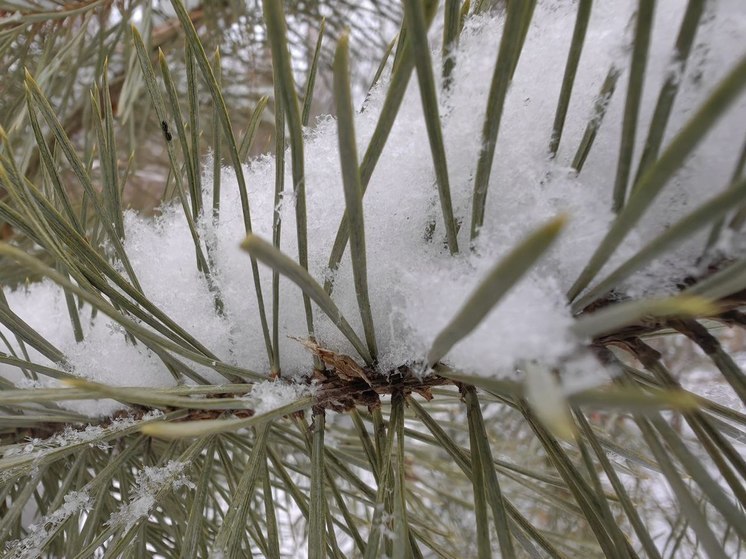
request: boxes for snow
[241,380,313,414]
[5,490,92,559]
[1,0,745,416]
[1,411,163,460]
[105,460,194,533]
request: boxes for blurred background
[0,0,409,218]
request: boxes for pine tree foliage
[1,1,746,557]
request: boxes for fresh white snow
[1,0,745,416]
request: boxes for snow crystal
[241,380,313,415]
[5,490,92,559]
[2,411,162,458]
[105,460,194,533]
[1,0,744,416]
